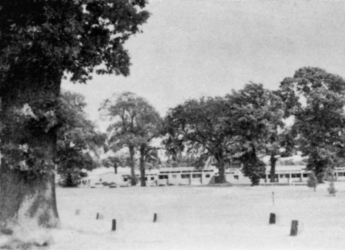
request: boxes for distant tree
[227,83,285,185]
[57,91,104,187]
[0,0,149,233]
[100,92,162,186]
[164,97,233,183]
[102,156,121,174]
[266,126,297,182]
[280,67,345,182]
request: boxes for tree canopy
[225,83,285,185]
[164,96,233,183]
[100,92,162,186]
[280,67,345,181]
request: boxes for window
[303,173,308,178]
[234,175,239,180]
[172,175,177,178]
[205,174,210,178]
[181,174,190,179]
[159,175,168,180]
[151,177,155,180]
[145,177,147,181]
[192,174,202,178]
[123,178,128,181]
[280,175,284,178]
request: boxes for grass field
[2,182,345,250]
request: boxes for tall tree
[280,67,345,182]
[100,92,162,186]
[227,83,285,185]
[57,91,104,187]
[164,97,232,183]
[0,0,149,235]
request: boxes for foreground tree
[280,67,345,182]
[164,97,232,183]
[0,0,149,234]
[100,92,162,186]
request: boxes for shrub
[307,172,317,191]
[328,181,337,196]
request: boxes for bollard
[153,213,157,222]
[290,220,298,236]
[96,213,100,220]
[112,219,116,231]
[272,192,275,205]
[269,213,276,224]
[75,209,80,215]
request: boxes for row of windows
[265,173,309,179]
[159,170,214,174]
[144,177,155,181]
[180,174,211,179]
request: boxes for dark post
[272,192,275,205]
[112,219,116,231]
[269,213,276,224]
[153,213,157,222]
[96,213,99,220]
[290,220,298,236]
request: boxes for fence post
[153,213,157,222]
[269,213,276,224]
[112,219,116,231]
[290,220,298,236]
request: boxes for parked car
[91,183,104,188]
[109,182,117,188]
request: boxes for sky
[62,0,345,131]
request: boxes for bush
[307,172,317,191]
[328,181,337,196]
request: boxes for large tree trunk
[215,152,226,184]
[0,64,62,234]
[139,145,146,187]
[128,145,137,186]
[0,167,59,234]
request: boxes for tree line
[90,67,345,187]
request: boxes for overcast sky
[62,0,345,131]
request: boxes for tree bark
[270,153,277,183]
[0,65,62,233]
[113,163,118,174]
[139,145,146,187]
[128,145,137,186]
[215,152,226,184]
[0,167,59,234]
